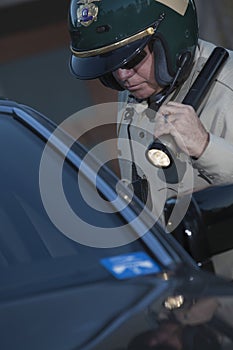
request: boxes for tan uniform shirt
[117,40,233,223]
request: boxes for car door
[0,99,233,350]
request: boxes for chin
[131,88,156,100]
[131,92,150,100]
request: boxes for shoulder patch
[155,0,189,16]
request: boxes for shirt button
[139,131,145,138]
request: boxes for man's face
[113,46,162,99]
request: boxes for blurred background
[0,0,117,124]
[0,0,233,125]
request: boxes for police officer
[68,0,233,225]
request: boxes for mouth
[125,83,141,91]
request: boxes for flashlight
[147,134,187,184]
[146,47,229,169]
[147,134,176,168]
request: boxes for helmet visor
[70,36,151,80]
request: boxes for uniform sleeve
[194,133,233,184]
[193,49,233,186]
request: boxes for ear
[99,72,125,91]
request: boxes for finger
[159,102,195,117]
[154,119,171,138]
[158,105,181,117]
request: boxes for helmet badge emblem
[77,0,101,27]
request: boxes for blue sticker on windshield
[101,252,161,280]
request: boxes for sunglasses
[119,49,147,70]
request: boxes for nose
[115,67,135,81]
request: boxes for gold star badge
[77,0,101,27]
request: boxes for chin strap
[145,85,175,121]
[146,51,191,118]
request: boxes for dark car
[0,98,233,350]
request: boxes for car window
[0,106,181,299]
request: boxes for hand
[154,101,209,159]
